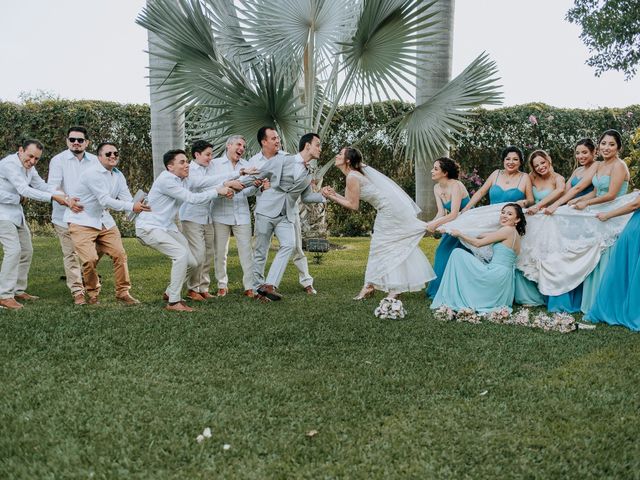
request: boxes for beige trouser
[68,224,131,299]
[292,212,313,288]
[180,220,215,293]
[0,220,32,299]
[53,224,84,296]
[213,222,253,290]
[137,227,196,303]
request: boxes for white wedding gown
[351,170,436,293]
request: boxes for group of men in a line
[0,126,325,311]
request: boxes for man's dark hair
[21,139,44,151]
[298,133,320,152]
[163,149,187,168]
[97,142,117,156]
[191,140,213,158]
[257,126,277,146]
[67,126,89,139]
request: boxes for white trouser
[292,212,313,288]
[213,222,253,290]
[136,228,196,303]
[252,214,296,290]
[0,220,32,299]
[180,220,214,292]
[53,224,84,296]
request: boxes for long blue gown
[586,209,640,331]
[426,196,470,298]
[547,175,592,313]
[488,175,547,306]
[431,241,517,313]
[580,175,629,313]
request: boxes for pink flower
[528,114,538,125]
[627,111,634,117]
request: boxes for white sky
[0,0,638,108]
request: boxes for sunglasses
[104,151,119,158]
[68,137,86,144]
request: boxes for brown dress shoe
[0,297,23,310]
[74,293,87,306]
[164,301,194,312]
[116,294,141,305]
[163,293,169,302]
[256,284,282,301]
[199,291,215,300]
[87,296,100,305]
[217,288,229,297]
[243,289,255,298]
[15,292,39,301]
[254,293,271,303]
[186,290,206,302]
[303,285,317,295]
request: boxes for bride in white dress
[322,147,436,299]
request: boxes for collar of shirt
[61,149,93,162]
[294,153,309,169]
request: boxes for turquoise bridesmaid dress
[431,239,517,313]
[586,210,640,331]
[488,176,547,307]
[580,175,629,313]
[426,196,470,298]
[571,175,594,198]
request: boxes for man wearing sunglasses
[48,126,99,305]
[65,142,149,306]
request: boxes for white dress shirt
[210,155,254,226]
[136,170,228,232]
[177,160,238,224]
[64,163,134,229]
[48,149,99,228]
[0,153,56,226]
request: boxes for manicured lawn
[1,237,638,479]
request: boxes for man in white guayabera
[0,139,78,310]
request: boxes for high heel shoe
[353,285,375,300]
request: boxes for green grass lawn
[1,237,639,479]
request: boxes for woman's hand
[567,198,579,206]
[425,221,437,233]
[449,229,461,238]
[527,205,540,215]
[574,200,589,210]
[543,204,558,215]
[596,212,610,222]
[322,186,336,198]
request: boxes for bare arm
[544,163,597,214]
[528,174,565,214]
[597,194,640,221]
[574,162,628,209]
[461,170,497,212]
[325,174,361,211]
[427,183,464,231]
[519,175,534,208]
[450,226,512,248]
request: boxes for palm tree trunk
[415,0,455,220]
[147,1,185,178]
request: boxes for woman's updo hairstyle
[504,203,527,236]
[344,147,364,173]
[435,157,460,180]
[501,145,524,164]
[598,129,623,151]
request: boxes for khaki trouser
[213,222,253,290]
[137,227,196,303]
[0,220,32,299]
[68,224,131,299]
[180,221,215,293]
[53,224,84,296]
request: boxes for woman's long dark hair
[343,147,364,173]
[504,203,526,236]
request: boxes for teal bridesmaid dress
[580,175,629,313]
[431,240,517,313]
[426,196,470,298]
[586,209,640,331]
[571,175,594,198]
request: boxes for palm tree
[138,0,502,229]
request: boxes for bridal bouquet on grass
[374,298,406,320]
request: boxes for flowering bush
[460,168,484,197]
[374,297,406,320]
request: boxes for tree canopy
[566,0,640,79]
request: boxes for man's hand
[224,179,245,191]
[240,167,259,176]
[67,197,84,213]
[261,178,271,191]
[133,201,151,213]
[217,186,234,198]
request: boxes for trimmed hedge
[1,99,638,236]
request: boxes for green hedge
[1,99,638,236]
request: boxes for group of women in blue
[425,129,640,332]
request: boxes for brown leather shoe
[303,285,317,295]
[15,292,39,301]
[200,291,215,300]
[217,288,228,297]
[87,296,100,305]
[243,289,255,298]
[163,293,169,302]
[187,290,206,302]
[256,284,282,301]
[73,293,87,306]
[0,297,23,310]
[116,294,141,305]
[254,293,271,303]
[164,301,194,312]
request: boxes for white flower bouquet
[374,297,406,320]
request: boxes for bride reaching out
[322,147,436,300]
